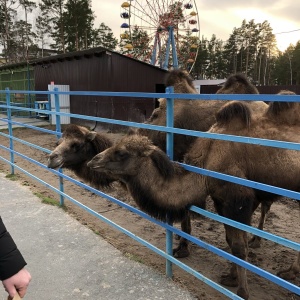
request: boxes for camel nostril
[87,160,94,167]
[49,153,58,159]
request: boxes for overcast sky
[91,0,300,52]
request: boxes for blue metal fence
[0,88,299,299]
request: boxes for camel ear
[86,131,97,141]
[149,148,175,178]
[158,98,166,109]
[127,127,138,136]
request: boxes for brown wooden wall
[33,51,168,131]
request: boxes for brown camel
[137,69,268,248]
[47,124,116,189]
[136,69,266,162]
[87,99,300,299]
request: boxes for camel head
[47,124,112,170]
[216,73,259,94]
[87,134,176,180]
[88,134,206,222]
[165,69,197,93]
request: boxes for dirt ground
[0,125,299,300]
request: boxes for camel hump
[165,69,196,93]
[216,101,252,128]
[217,73,259,94]
[267,90,297,116]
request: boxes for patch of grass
[5,173,21,181]
[124,252,144,264]
[34,192,66,209]
[93,229,100,235]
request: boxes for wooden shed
[0,47,168,130]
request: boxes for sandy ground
[0,125,299,300]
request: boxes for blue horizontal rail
[2,104,300,151]
[0,88,299,299]
[0,89,299,102]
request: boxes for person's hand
[2,268,31,298]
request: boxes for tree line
[191,20,300,85]
[0,0,118,62]
[0,0,299,85]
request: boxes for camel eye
[70,142,81,152]
[115,150,129,160]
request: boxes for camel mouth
[89,166,102,171]
[47,158,64,169]
[87,160,103,170]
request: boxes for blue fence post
[170,28,179,69]
[5,88,14,174]
[165,86,174,278]
[54,87,64,206]
[163,28,172,70]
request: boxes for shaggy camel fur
[87,99,300,299]
[136,69,266,162]
[47,124,115,189]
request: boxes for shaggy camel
[137,69,268,247]
[136,69,266,162]
[87,99,300,299]
[47,124,115,189]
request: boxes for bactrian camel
[87,98,300,299]
[136,69,268,248]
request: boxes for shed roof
[0,47,168,74]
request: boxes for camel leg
[221,225,249,300]
[249,200,272,248]
[173,212,191,258]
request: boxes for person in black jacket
[0,217,31,298]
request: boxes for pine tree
[273,45,295,85]
[91,22,118,50]
[221,19,277,84]
[256,21,277,85]
[190,36,209,79]
[204,35,226,79]
[19,0,36,61]
[35,11,52,57]
[12,19,37,62]
[63,0,95,52]
[0,0,17,63]
[39,0,66,53]
[292,41,300,84]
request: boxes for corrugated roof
[0,46,168,74]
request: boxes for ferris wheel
[120,0,200,73]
